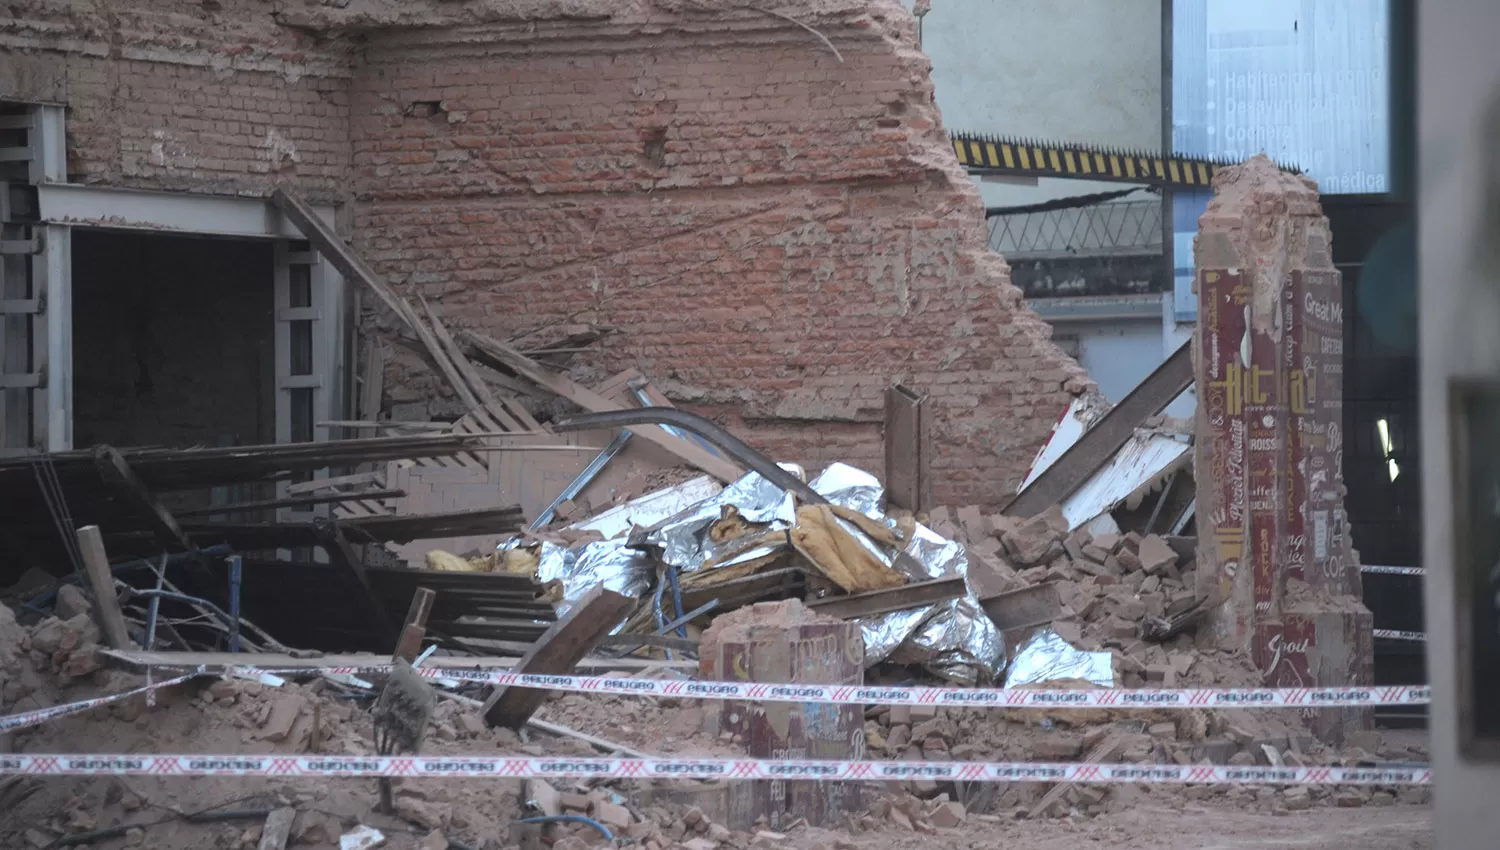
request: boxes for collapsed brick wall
[349,2,1086,504]
[1,0,1087,506]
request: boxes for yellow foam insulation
[426,550,486,572]
[425,547,537,576]
[789,504,906,593]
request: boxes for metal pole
[1160,0,1176,325]
[528,429,633,530]
[227,555,243,653]
[143,553,167,651]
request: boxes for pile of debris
[0,188,1426,847]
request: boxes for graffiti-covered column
[1193,155,1372,744]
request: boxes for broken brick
[1002,509,1065,566]
[1137,535,1178,575]
[1032,736,1084,759]
[1091,533,1123,554]
[1283,787,1313,811]
[258,695,304,743]
[1109,593,1146,621]
[1147,722,1178,739]
[954,505,986,542]
[590,800,633,830]
[1166,591,1199,616]
[928,801,965,829]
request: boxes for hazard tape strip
[1373,629,1427,642]
[0,754,1431,786]
[1362,565,1425,576]
[143,664,1432,710]
[0,675,196,733]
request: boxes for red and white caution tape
[1361,564,1425,576]
[412,669,1434,709]
[1373,629,1427,642]
[0,675,196,733]
[144,664,1433,710]
[0,754,1431,786]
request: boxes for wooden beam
[177,506,525,548]
[285,471,384,495]
[271,189,477,410]
[1029,734,1124,819]
[1005,339,1193,518]
[256,808,296,850]
[75,525,133,650]
[527,717,648,758]
[481,585,637,728]
[360,338,385,423]
[92,445,196,553]
[393,587,436,663]
[420,296,503,413]
[459,330,743,482]
[173,488,406,517]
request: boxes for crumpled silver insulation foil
[809,463,1005,684]
[642,465,800,571]
[533,539,654,622]
[1003,627,1115,688]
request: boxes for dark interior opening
[70,229,276,451]
[1326,196,1425,717]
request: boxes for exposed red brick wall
[0,2,353,195]
[0,0,1087,506]
[348,3,1086,505]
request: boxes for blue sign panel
[1171,0,1390,320]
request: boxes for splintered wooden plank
[481,585,637,728]
[92,445,196,552]
[1029,735,1124,819]
[459,330,743,482]
[271,189,482,412]
[360,338,385,423]
[76,525,133,650]
[393,587,437,663]
[420,295,523,435]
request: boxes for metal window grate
[987,199,1163,259]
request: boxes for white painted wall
[917,0,1162,146]
[905,0,1183,409]
[1419,1,1500,846]
[1058,318,1163,402]
[905,0,1163,206]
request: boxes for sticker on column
[1313,511,1330,562]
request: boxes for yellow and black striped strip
[950,132,1300,190]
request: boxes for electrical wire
[30,451,85,578]
[518,815,614,842]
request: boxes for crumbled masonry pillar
[1193,155,1373,744]
[699,599,863,830]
